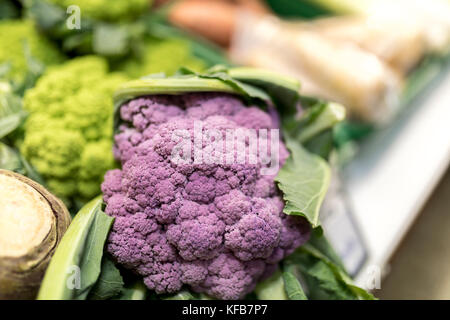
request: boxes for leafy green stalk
[0,81,26,139]
[253,232,374,300]
[282,271,308,300]
[254,266,308,300]
[115,281,147,300]
[37,197,114,300]
[87,256,124,300]
[284,232,376,300]
[142,16,229,67]
[0,142,46,185]
[0,143,22,173]
[228,67,301,110]
[297,102,345,143]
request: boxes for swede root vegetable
[0,169,71,299]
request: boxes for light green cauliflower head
[0,19,63,83]
[119,37,206,78]
[46,0,150,21]
[21,56,128,201]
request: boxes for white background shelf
[342,63,450,288]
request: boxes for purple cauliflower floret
[102,93,311,299]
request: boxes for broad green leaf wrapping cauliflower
[21,56,128,201]
[46,0,150,21]
[0,19,63,83]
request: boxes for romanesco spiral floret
[0,19,63,83]
[46,0,150,21]
[21,56,128,200]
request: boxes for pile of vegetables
[23,0,149,56]
[24,0,220,73]
[0,2,224,205]
[0,1,374,301]
[35,67,373,300]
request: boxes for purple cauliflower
[102,93,311,300]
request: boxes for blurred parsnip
[230,13,402,123]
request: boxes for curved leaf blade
[282,272,308,300]
[276,137,331,227]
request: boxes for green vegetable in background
[0,142,46,185]
[0,79,46,184]
[0,143,22,173]
[0,19,63,85]
[0,81,26,140]
[25,0,224,69]
[20,56,128,202]
[24,0,150,57]
[45,0,150,22]
[265,0,370,18]
[0,0,21,20]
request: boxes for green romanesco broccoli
[119,37,206,78]
[0,19,63,83]
[46,0,150,21]
[21,56,128,201]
